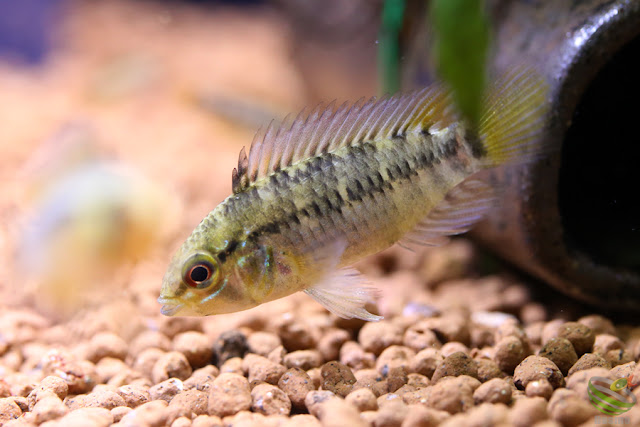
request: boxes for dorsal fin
[231,86,456,194]
[231,147,249,194]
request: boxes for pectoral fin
[398,179,496,251]
[305,268,382,321]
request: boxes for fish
[159,68,548,320]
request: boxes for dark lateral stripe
[219,133,466,262]
[218,239,239,263]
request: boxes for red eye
[182,253,220,289]
[186,264,211,287]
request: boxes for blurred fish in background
[15,124,178,316]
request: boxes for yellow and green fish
[159,69,548,320]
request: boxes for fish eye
[182,253,220,289]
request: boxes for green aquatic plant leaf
[430,0,490,126]
[378,0,406,95]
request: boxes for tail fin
[479,67,551,167]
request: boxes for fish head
[158,229,266,317]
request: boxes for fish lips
[158,296,184,316]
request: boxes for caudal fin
[479,67,551,167]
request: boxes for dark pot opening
[559,34,640,270]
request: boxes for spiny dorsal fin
[232,86,456,194]
[232,147,249,194]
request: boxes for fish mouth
[158,296,184,316]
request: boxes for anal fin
[304,268,382,321]
[398,179,496,251]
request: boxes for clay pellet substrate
[2,239,640,427]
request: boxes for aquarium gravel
[2,239,640,426]
[1,1,639,426]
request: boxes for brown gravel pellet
[426,375,479,414]
[86,332,128,363]
[376,345,415,377]
[96,357,129,383]
[170,415,191,427]
[317,329,350,362]
[358,321,404,356]
[320,361,356,397]
[407,373,430,388]
[158,317,203,340]
[169,389,209,417]
[27,376,68,409]
[152,352,193,383]
[41,350,98,394]
[247,332,282,358]
[431,351,478,382]
[473,378,512,404]
[340,341,375,370]
[547,388,599,426]
[609,360,636,380]
[191,414,224,427]
[440,341,470,357]
[578,315,616,336]
[129,331,172,358]
[285,414,322,427]
[213,331,249,364]
[133,347,166,380]
[345,387,378,412]
[493,336,529,374]
[307,367,322,390]
[508,396,548,427]
[149,378,183,402]
[183,365,219,392]
[120,399,170,426]
[207,373,251,417]
[283,350,323,370]
[0,398,22,423]
[513,356,564,390]
[566,352,611,376]
[403,320,442,351]
[593,333,624,355]
[304,390,339,417]
[475,358,505,382]
[242,353,286,385]
[604,348,634,367]
[268,345,286,365]
[250,383,291,416]
[116,384,150,408]
[537,337,578,375]
[278,368,314,410]
[411,348,444,379]
[89,389,128,410]
[402,405,451,427]
[525,378,554,400]
[55,407,114,427]
[316,398,368,427]
[32,394,69,423]
[374,399,409,427]
[173,332,213,369]
[219,356,244,375]
[275,316,319,351]
[0,380,11,398]
[555,322,594,356]
[565,367,609,401]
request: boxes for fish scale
[159,68,549,319]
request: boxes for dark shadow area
[560,35,640,270]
